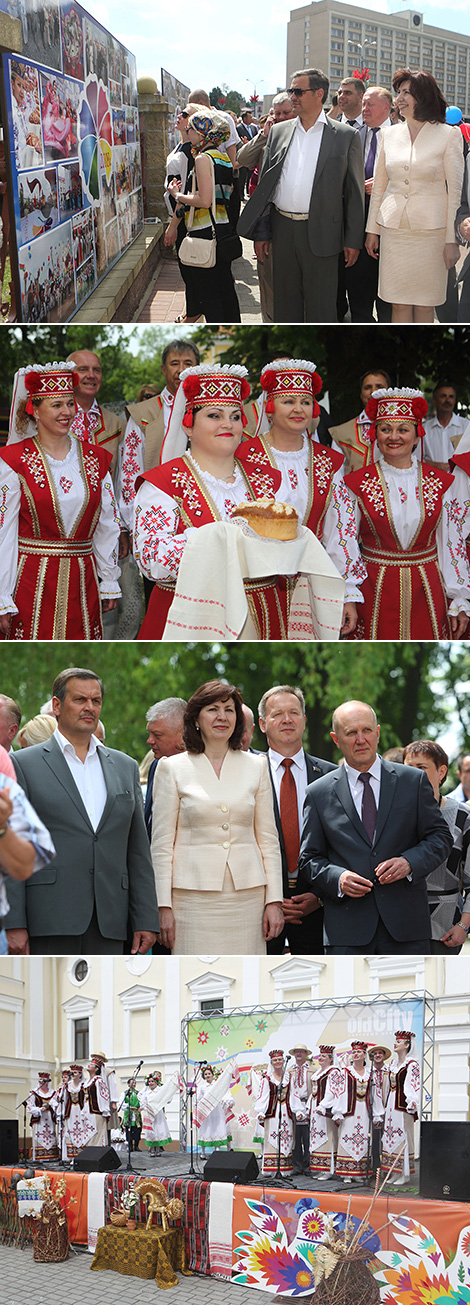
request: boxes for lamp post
[244,79,265,120]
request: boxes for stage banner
[231,1186,470,1298]
[185,997,424,1152]
[1,1,143,321]
[161,67,190,152]
[0,1164,90,1242]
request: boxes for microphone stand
[188,1063,206,1177]
[125,1058,144,1174]
[16,1101,29,1163]
[366,1053,382,1187]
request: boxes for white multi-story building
[287,2,470,116]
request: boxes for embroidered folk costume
[255,1051,303,1176]
[27,1072,59,1162]
[134,365,299,640]
[139,1072,173,1152]
[236,360,366,607]
[0,364,120,640]
[62,1065,87,1159]
[320,1042,371,1181]
[382,1032,420,1181]
[345,388,470,639]
[81,1065,111,1146]
[308,1046,339,1178]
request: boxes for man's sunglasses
[287,87,311,97]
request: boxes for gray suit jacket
[9,736,159,941]
[238,116,365,256]
[297,759,453,948]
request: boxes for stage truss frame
[179,987,435,1152]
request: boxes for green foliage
[0,640,456,766]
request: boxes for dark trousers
[184,261,241,323]
[371,1124,383,1176]
[29,905,125,955]
[267,908,324,956]
[271,210,339,321]
[125,1125,141,1152]
[345,243,392,322]
[325,919,431,955]
[293,1122,310,1172]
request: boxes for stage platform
[1,1156,469,1299]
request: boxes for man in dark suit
[259,684,337,954]
[344,86,393,323]
[238,66,364,322]
[298,700,453,955]
[7,667,159,956]
[144,696,186,839]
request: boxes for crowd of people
[164,71,470,324]
[2,340,470,642]
[1,670,469,958]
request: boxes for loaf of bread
[231,497,298,540]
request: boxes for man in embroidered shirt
[238,66,364,321]
[328,368,391,473]
[298,699,453,954]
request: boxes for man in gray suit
[298,700,453,954]
[238,66,364,321]
[7,667,159,956]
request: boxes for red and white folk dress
[0,437,121,639]
[236,434,366,602]
[345,454,470,639]
[133,451,298,640]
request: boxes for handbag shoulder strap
[187,154,216,235]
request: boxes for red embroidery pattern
[359,474,386,516]
[59,477,73,495]
[121,429,143,505]
[171,467,205,518]
[0,485,7,529]
[103,479,121,528]
[248,471,276,498]
[83,450,101,492]
[20,448,46,487]
[314,449,334,495]
[422,470,443,517]
[287,468,298,491]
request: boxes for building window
[74,1017,89,1060]
[73,959,89,984]
[200,998,224,1015]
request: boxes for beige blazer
[151,750,283,907]
[367,121,464,242]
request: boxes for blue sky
[84,0,470,104]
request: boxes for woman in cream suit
[366,68,463,322]
[151,680,284,954]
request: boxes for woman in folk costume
[382,1030,420,1186]
[318,1041,371,1184]
[62,1064,86,1160]
[255,1049,303,1177]
[139,1071,173,1155]
[81,1058,111,1146]
[235,359,367,637]
[133,364,296,640]
[308,1045,340,1181]
[196,1065,233,1155]
[0,362,121,640]
[344,387,470,640]
[27,1070,59,1162]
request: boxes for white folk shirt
[268,746,307,830]
[54,728,107,831]
[420,412,467,463]
[117,386,174,532]
[274,111,327,214]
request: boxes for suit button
[223,841,230,849]
[222,823,229,830]
[404,165,409,171]
[404,180,409,185]
[221,805,228,812]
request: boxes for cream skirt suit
[151,749,283,954]
[367,120,464,306]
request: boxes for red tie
[280,758,300,889]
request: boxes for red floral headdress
[24,364,79,416]
[260,359,323,418]
[395,1030,415,1040]
[351,1040,368,1053]
[181,366,251,430]
[318,1045,335,1055]
[365,387,428,442]
[269,1049,284,1059]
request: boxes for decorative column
[137,79,170,223]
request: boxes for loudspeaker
[73,1144,121,1173]
[203,1150,259,1184]
[420,1122,470,1201]
[0,1119,18,1164]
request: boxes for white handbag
[178,159,217,268]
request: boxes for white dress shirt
[343,754,382,819]
[54,729,107,830]
[274,111,327,213]
[420,412,467,463]
[268,746,308,828]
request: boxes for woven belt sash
[361,544,439,567]
[18,537,94,557]
[243,575,285,593]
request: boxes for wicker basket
[110,1210,127,1226]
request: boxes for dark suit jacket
[266,750,337,954]
[297,759,453,948]
[238,116,364,256]
[10,736,159,941]
[144,756,158,839]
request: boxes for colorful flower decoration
[78,76,113,204]
[220,1024,230,1036]
[197,1031,209,1044]
[374,1215,470,1303]
[256,1021,268,1032]
[234,1197,381,1296]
